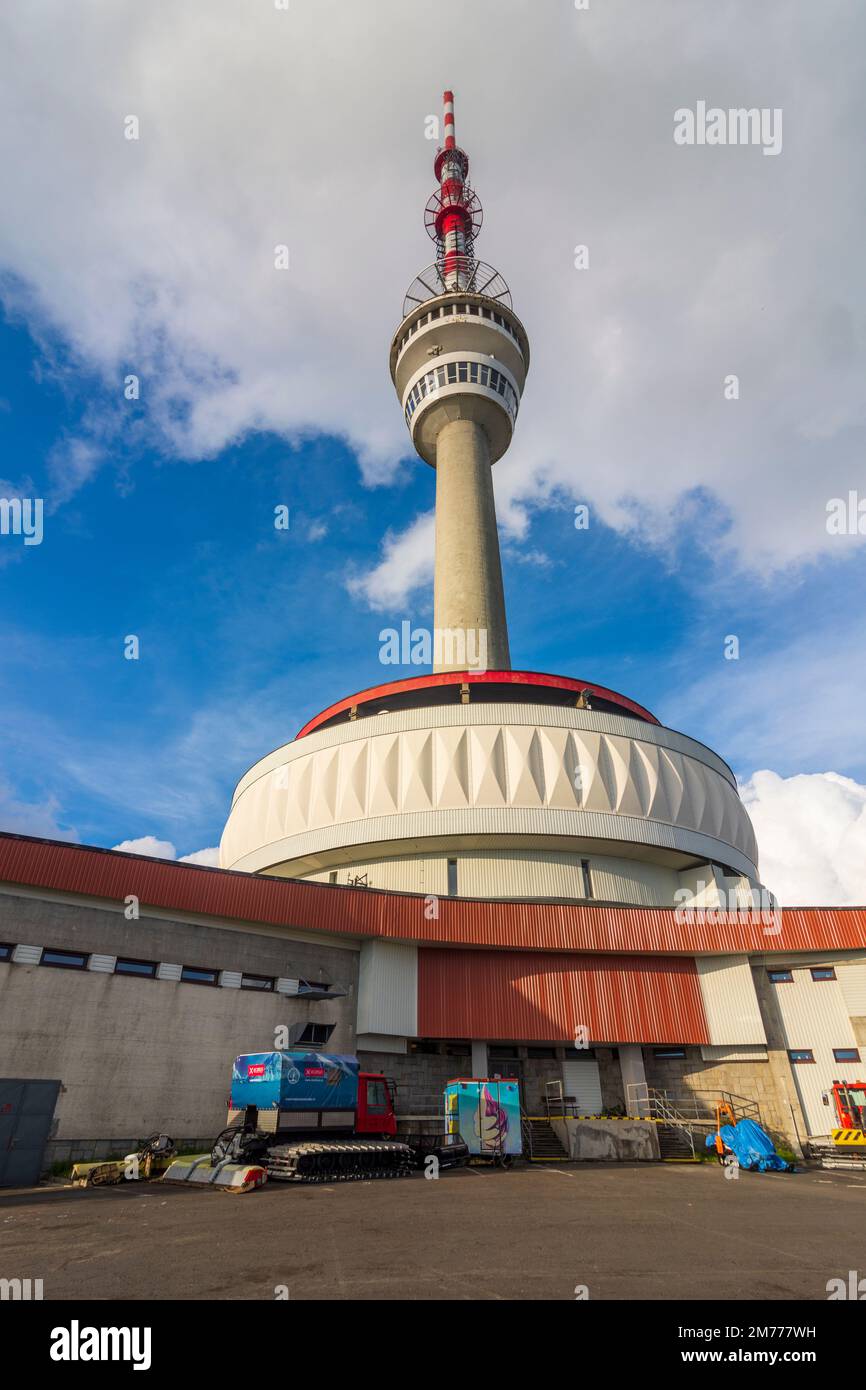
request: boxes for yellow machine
[71,1134,177,1187]
[830,1080,866,1148]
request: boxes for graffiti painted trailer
[445,1078,523,1163]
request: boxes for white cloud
[111,835,177,859]
[347,511,435,612]
[0,0,863,575]
[111,835,220,866]
[742,770,866,906]
[179,846,220,867]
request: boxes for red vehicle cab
[356,1073,398,1136]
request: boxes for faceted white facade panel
[221,705,759,879]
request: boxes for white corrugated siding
[304,855,447,896]
[357,940,417,1037]
[562,1057,603,1114]
[696,956,767,1046]
[837,962,866,1018]
[303,850,678,905]
[772,968,858,1136]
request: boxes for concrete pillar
[619,1045,648,1115]
[471,1040,488,1078]
[433,418,510,673]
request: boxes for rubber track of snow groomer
[266,1138,414,1182]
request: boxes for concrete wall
[551,1119,659,1162]
[358,1047,469,1115]
[643,1044,804,1150]
[358,1045,564,1115]
[0,891,358,1147]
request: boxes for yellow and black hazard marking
[832,1128,866,1147]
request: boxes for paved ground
[2,1162,864,1301]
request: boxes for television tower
[390,91,530,672]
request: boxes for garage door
[562,1057,603,1116]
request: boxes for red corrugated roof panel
[417,948,709,1043]
[0,832,864,957]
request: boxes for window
[0,943,12,962]
[581,858,593,899]
[526,1046,557,1059]
[447,363,457,383]
[768,969,794,984]
[328,871,337,884]
[654,1048,686,1060]
[788,1049,815,1064]
[180,965,218,986]
[366,1079,387,1114]
[240,973,274,992]
[833,1048,861,1063]
[293,1022,334,1047]
[115,958,157,978]
[447,858,458,897]
[469,362,479,383]
[40,948,88,970]
[811,967,836,982]
[458,362,467,381]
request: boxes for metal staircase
[523,1115,569,1161]
[626,1084,764,1163]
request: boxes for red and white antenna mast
[425,91,483,291]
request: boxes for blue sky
[1,0,864,901]
[3,299,864,871]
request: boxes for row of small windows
[768,967,837,983]
[789,1048,861,1064]
[398,301,518,354]
[405,360,518,426]
[0,944,328,995]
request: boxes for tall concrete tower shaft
[390,91,530,673]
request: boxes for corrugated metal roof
[0,831,864,957]
[417,948,709,1043]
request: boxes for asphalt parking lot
[2,1162,864,1301]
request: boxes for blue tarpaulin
[705,1117,791,1171]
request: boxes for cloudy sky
[1,0,864,903]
